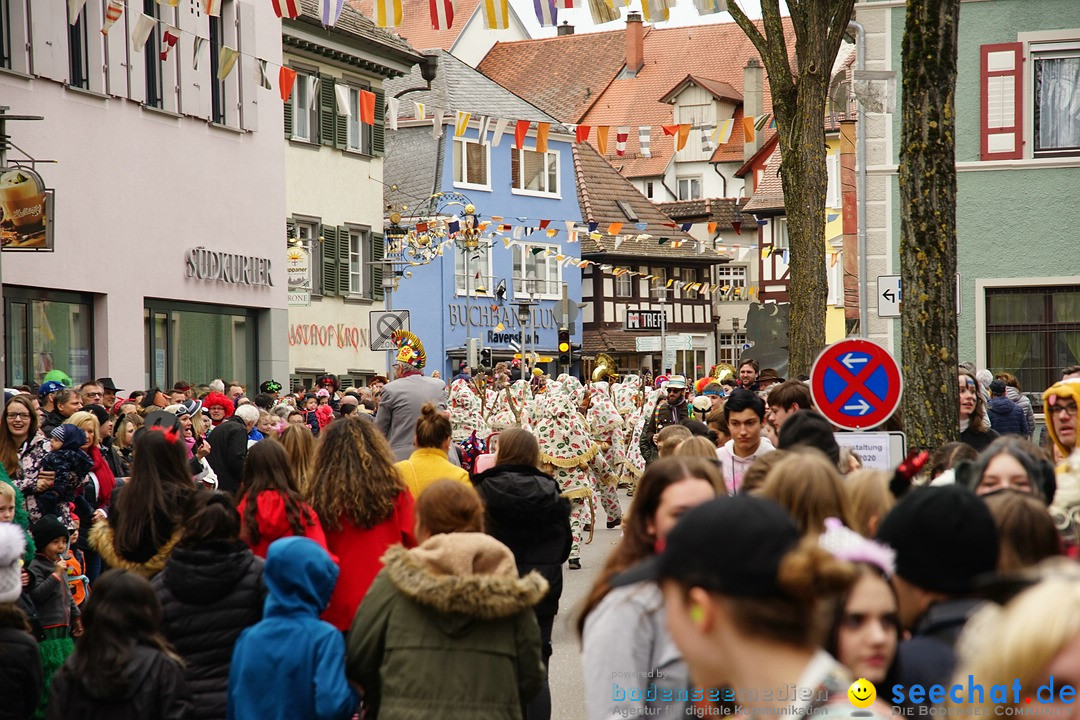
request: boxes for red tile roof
[347,0,482,51]
[478,29,630,122]
[658,74,742,104]
[742,146,785,213]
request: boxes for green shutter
[338,225,351,295]
[286,218,296,243]
[321,226,338,295]
[372,86,385,156]
[319,75,337,148]
[370,232,385,299]
[284,95,293,139]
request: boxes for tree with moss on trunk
[727,0,856,377]
[898,0,961,451]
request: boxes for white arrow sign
[844,398,872,415]
[841,353,868,371]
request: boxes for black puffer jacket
[473,464,572,620]
[0,626,42,720]
[151,540,265,720]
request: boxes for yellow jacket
[395,447,471,498]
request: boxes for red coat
[322,490,416,630]
[237,490,330,560]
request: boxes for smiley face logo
[848,678,876,709]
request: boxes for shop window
[144,301,257,391]
[5,288,93,388]
[717,332,748,367]
[986,285,1080,393]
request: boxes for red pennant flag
[359,89,376,125]
[615,127,629,157]
[662,124,680,136]
[416,222,429,233]
[732,220,742,235]
[514,120,531,150]
[538,219,551,229]
[272,0,300,18]
[430,0,454,29]
[160,26,180,61]
[575,125,591,143]
[279,67,297,102]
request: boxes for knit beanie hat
[876,485,998,594]
[49,424,87,451]
[32,514,69,553]
[0,523,25,603]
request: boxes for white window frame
[455,244,493,297]
[348,228,366,296]
[1020,31,1080,160]
[1029,40,1080,157]
[717,332,748,367]
[676,175,702,200]
[453,139,491,191]
[345,84,372,155]
[827,239,844,307]
[615,272,632,297]
[773,217,790,250]
[291,70,317,143]
[293,218,323,297]
[715,265,748,301]
[512,243,562,300]
[826,151,841,208]
[512,148,560,197]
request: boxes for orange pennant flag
[707,222,717,234]
[514,120,531,149]
[279,67,298,102]
[359,89,376,125]
[536,122,550,153]
[608,222,623,235]
[596,126,609,155]
[676,123,691,151]
[576,125,591,143]
[743,116,755,143]
[661,124,679,136]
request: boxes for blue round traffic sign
[809,339,903,430]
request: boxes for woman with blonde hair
[674,436,723,461]
[844,469,895,538]
[113,413,143,466]
[760,449,857,535]
[305,415,416,631]
[275,424,316,493]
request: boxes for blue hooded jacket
[227,537,358,720]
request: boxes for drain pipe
[848,19,869,338]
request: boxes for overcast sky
[511,0,789,38]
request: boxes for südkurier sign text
[186,247,274,288]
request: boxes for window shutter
[337,226,351,296]
[321,226,338,295]
[981,43,1024,161]
[370,232,385,299]
[286,219,296,243]
[335,100,348,150]
[372,86,386,155]
[284,95,293,138]
[320,75,337,147]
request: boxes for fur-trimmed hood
[88,521,182,578]
[383,533,548,620]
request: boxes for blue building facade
[384,52,583,377]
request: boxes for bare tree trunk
[898,0,961,450]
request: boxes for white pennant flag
[203,0,222,15]
[192,36,205,70]
[613,235,625,250]
[386,96,400,130]
[131,13,156,52]
[307,75,320,110]
[335,83,352,118]
[68,0,87,25]
[564,220,576,236]
[432,109,445,138]
[513,226,524,240]
[414,101,426,120]
[258,59,273,90]
[476,116,491,145]
[490,118,510,147]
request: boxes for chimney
[743,58,764,163]
[557,20,574,35]
[626,12,644,76]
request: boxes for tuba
[711,363,736,383]
[592,353,620,383]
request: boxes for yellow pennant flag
[494,322,506,331]
[535,122,550,153]
[455,111,472,137]
[373,0,402,27]
[712,118,735,145]
[761,246,772,259]
[596,126,610,155]
[217,46,239,80]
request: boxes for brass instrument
[592,353,620,383]
[711,363,736,383]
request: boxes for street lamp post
[655,285,669,375]
[516,295,538,381]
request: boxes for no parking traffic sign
[810,339,903,431]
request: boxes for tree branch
[726,1,770,67]
[823,0,857,68]
[761,0,793,83]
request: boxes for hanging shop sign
[185,247,274,287]
[0,167,53,251]
[287,246,311,306]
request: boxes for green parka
[346,532,548,720]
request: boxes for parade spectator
[1043,377,1080,465]
[760,449,856,536]
[393,402,470,498]
[83,404,126,480]
[473,428,571,720]
[876,485,998,699]
[639,376,690,465]
[28,515,81,715]
[95,378,122,410]
[152,494,265,720]
[236,441,328,560]
[305,416,416,631]
[716,389,774,494]
[226,382,245,405]
[0,522,41,720]
[376,331,450,462]
[636,496,886,718]
[580,458,723,720]
[77,383,103,409]
[111,413,142,467]
[928,441,978,485]
[202,392,235,429]
[777,409,842,468]
[995,372,1035,438]
[701,383,725,414]
[673,436,721,460]
[844,469,895,538]
[138,388,170,416]
[275,424,316,493]
[40,388,82,437]
[982,491,1061,572]
[987,379,1029,436]
[766,381,813,433]
[207,404,258,494]
[820,519,899,685]
[46,569,191,720]
[35,382,65,428]
[757,368,783,391]
[38,425,92,521]
[737,358,761,392]
[740,450,790,496]
[90,428,203,578]
[228,537,357,720]
[959,368,999,452]
[655,424,693,458]
[347,480,545,720]
[958,437,1056,502]
[2,395,60,526]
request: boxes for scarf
[89,444,116,507]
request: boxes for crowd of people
[0,333,1079,720]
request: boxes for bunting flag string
[386,97,400,130]
[359,89,376,125]
[514,120,531,150]
[217,46,239,81]
[68,0,87,25]
[258,59,273,90]
[455,110,472,137]
[160,25,181,61]
[596,126,609,155]
[491,117,510,147]
[615,127,629,157]
[279,67,298,102]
